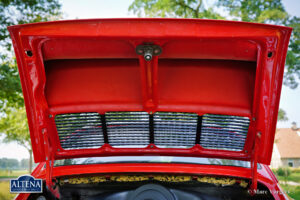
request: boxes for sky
[0,0,299,160]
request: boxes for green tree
[20,158,30,169]
[278,108,288,121]
[0,107,32,172]
[129,0,224,19]
[0,0,62,173]
[129,0,300,89]
[0,59,23,111]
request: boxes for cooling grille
[106,112,150,148]
[154,112,198,148]
[54,112,250,151]
[55,113,104,150]
[200,114,249,151]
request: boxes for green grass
[277,172,300,183]
[0,181,16,200]
[280,184,300,200]
[272,168,300,199]
[0,169,28,178]
[0,170,28,200]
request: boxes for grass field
[281,184,300,199]
[0,170,27,200]
[277,172,300,183]
[0,181,16,200]
[0,169,28,179]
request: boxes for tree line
[0,157,31,170]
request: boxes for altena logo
[10,175,43,193]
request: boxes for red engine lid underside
[8,18,292,164]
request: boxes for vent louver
[154,112,198,148]
[200,114,249,151]
[55,113,104,150]
[106,112,150,148]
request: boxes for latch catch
[136,44,162,61]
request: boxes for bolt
[144,53,152,61]
[144,48,153,61]
[252,117,256,121]
[49,114,53,118]
[150,145,154,148]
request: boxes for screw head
[49,114,53,118]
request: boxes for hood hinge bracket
[42,128,59,198]
[249,132,261,195]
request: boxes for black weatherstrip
[196,115,203,144]
[100,114,109,143]
[149,114,154,143]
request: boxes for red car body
[8,19,292,200]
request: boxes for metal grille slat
[55,113,104,150]
[200,114,249,151]
[106,112,150,148]
[154,112,197,148]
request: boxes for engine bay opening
[28,174,274,200]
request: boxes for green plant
[276,167,291,177]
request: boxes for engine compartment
[28,174,274,200]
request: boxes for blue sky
[0,0,299,160]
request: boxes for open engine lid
[8,19,291,165]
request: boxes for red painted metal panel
[8,19,292,164]
[19,162,287,200]
[45,59,143,109]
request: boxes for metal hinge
[42,128,59,198]
[249,131,261,195]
